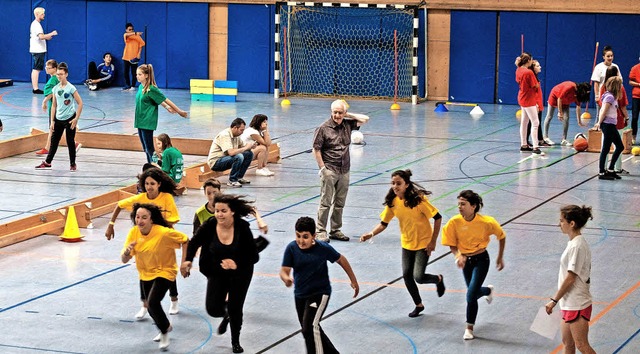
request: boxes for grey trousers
[317,169,350,233]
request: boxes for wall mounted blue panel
[449,11,497,104]
[87,1,126,88]
[46,0,87,84]
[497,12,547,105]
[417,9,426,99]
[166,3,208,89]
[595,14,640,103]
[546,13,595,107]
[228,4,271,93]
[126,2,167,88]
[0,1,33,81]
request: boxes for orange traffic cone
[60,206,84,242]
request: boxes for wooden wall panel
[209,4,228,80]
[426,10,450,101]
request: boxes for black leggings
[205,269,253,344]
[295,293,339,354]
[599,122,624,173]
[123,60,138,88]
[140,279,178,300]
[402,248,439,305]
[632,97,639,137]
[46,115,76,165]
[140,277,172,333]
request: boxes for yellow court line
[550,279,640,354]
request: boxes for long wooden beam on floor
[0,128,47,159]
[0,210,65,248]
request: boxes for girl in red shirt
[516,53,541,154]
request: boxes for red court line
[550,279,640,354]
[0,90,32,111]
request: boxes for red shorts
[561,305,592,323]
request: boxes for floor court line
[550,279,640,354]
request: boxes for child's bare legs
[561,317,595,354]
[252,145,268,169]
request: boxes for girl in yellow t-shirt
[121,203,188,350]
[106,167,181,319]
[441,190,506,341]
[360,169,444,318]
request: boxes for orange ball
[574,137,588,152]
[581,112,591,120]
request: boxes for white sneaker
[255,168,273,176]
[135,307,147,320]
[169,300,179,315]
[463,328,475,340]
[159,333,170,351]
[153,333,162,342]
[543,137,555,145]
[561,139,572,146]
[263,167,275,176]
[486,285,494,304]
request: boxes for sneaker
[35,161,51,170]
[607,170,621,180]
[169,300,179,315]
[436,274,446,297]
[89,84,98,91]
[238,178,251,184]
[561,139,572,146]
[135,306,147,320]
[532,148,542,155]
[217,315,230,335]
[227,181,242,188]
[255,168,273,176]
[70,164,77,172]
[128,86,137,91]
[329,230,349,241]
[463,328,475,340]
[75,142,82,153]
[32,89,44,94]
[598,172,615,180]
[486,285,494,304]
[520,145,533,152]
[35,148,49,156]
[539,141,552,147]
[543,137,555,145]
[232,343,244,353]
[159,333,170,351]
[122,86,131,91]
[263,167,275,175]
[316,231,329,242]
[408,305,425,318]
[83,80,90,87]
[153,333,162,342]
[614,169,629,175]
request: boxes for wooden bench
[70,184,138,228]
[0,210,66,248]
[182,143,281,189]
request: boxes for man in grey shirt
[312,100,369,242]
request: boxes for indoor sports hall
[1,1,639,354]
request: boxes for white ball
[351,131,364,145]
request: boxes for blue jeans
[212,151,254,182]
[599,122,624,173]
[138,128,155,163]
[462,250,491,325]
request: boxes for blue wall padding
[497,12,547,105]
[545,13,595,107]
[449,11,497,104]
[45,1,88,84]
[87,1,126,87]
[166,3,208,89]
[417,9,426,99]
[594,14,640,106]
[228,4,272,93]
[0,1,32,82]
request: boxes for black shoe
[408,305,424,318]
[436,275,446,297]
[598,172,615,180]
[217,315,229,335]
[607,171,621,179]
[532,148,542,155]
[520,145,533,152]
[32,89,44,94]
[232,343,244,353]
[539,141,552,147]
[122,86,131,91]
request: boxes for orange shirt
[628,63,640,99]
[516,66,539,107]
[122,34,145,61]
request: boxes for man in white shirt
[30,7,57,94]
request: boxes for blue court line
[0,264,130,314]
[183,305,214,354]
[349,310,417,354]
[0,343,85,354]
[613,327,640,353]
